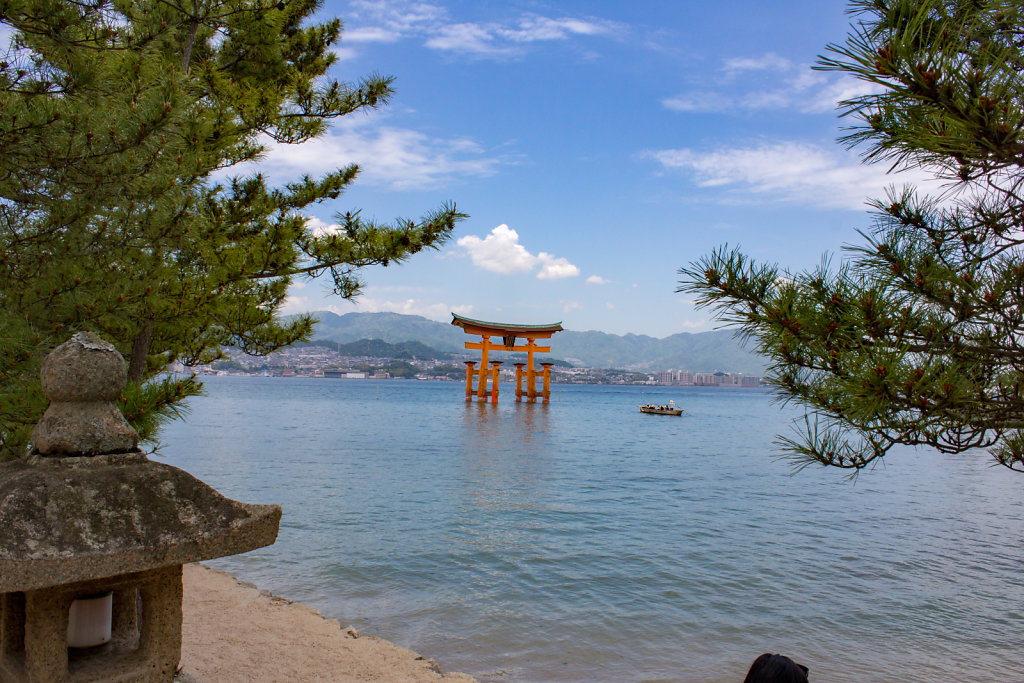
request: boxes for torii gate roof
[451,313,563,337]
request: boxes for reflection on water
[458,403,553,556]
[460,401,550,453]
[161,378,1024,683]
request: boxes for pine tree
[0,0,464,457]
[678,0,1024,473]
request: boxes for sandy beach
[179,563,475,682]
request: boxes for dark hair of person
[742,653,809,683]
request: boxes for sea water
[159,377,1024,682]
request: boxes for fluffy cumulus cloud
[646,141,943,211]
[662,52,882,115]
[456,224,538,274]
[344,0,619,59]
[537,253,580,280]
[457,225,580,280]
[236,113,500,190]
[586,275,609,285]
[304,217,345,236]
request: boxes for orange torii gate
[451,313,563,403]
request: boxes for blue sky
[5,2,940,338]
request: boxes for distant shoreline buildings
[656,369,763,388]
[170,343,764,387]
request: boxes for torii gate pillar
[464,361,476,402]
[541,362,554,404]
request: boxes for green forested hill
[308,311,765,374]
[309,338,454,360]
[554,329,763,373]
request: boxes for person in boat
[742,653,809,682]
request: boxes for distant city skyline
[224,1,940,337]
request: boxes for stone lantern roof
[0,451,281,593]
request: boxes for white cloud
[646,141,942,211]
[561,300,583,313]
[345,0,618,59]
[586,275,609,285]
[424,17,616,56]
[457,224,580,280]
[280,277,473,321]
[663,85,817,114]
[804,76,884,114]
[425,23,514,55]
[723,52,792,74]
[305,217,344,236]
[343,26,402,43]
[557,18,612,36]
[331,46,359,61]
[739,89,796,110]
[662,55,882,115]
[537,253,580,279]
[503,16,614,42]
[661,91,723,113]
[348,0,447,34]
[242,113,500,190]
[279,294,318,316]
[457,224,538,274]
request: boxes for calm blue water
[159,377,1024,682]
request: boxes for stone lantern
[0,333,281,682]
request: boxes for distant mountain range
[308,312,767,374]
[308,338,456,361]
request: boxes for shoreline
[179,563,475,682]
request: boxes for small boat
[638,400,683,416]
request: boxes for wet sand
[179,563,476,682]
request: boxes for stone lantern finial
[30,332,139,456]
